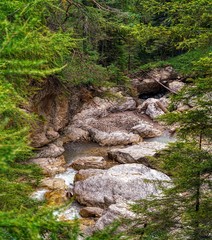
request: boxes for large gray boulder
[74,164,171,208]
[89,128,141,146]
[131,121,162,138]
[72,97,111,124]
[67,97,139,136]
[83,111,145,133]
[108,142,167,164]
[73,97,136,122]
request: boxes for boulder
[89,128,141,146]
[83,111,144,133]
[159,96,170,109]
[152,66,177,81]
[40,178,66,190]
[108,142,167,164]
[36,142,64,158]
[74,163,171,208]
[109,97,137,112]
[138,98,168,119]
[80,207,104,218]
[71,97,138,130]
[95,202,136,231]
[71,156,107,170]
[30,155,66,176]
[63,126,90,143]
[177,102,190,112]
[72,97,112,123]
[131,121,162,138]
[75,169,105,182]
[30,125,60,148]
[45,189,67,206]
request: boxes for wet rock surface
[74,163,171,208]
[108,142,167,164]
[45,189,67,206]
[80,207,104,218]
[71,156,107,170]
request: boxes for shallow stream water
[63,142,115,163]
[144,131,176,144]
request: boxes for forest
[0,0,211,239]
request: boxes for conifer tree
[127,52,212,240]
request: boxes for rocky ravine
[29,67,183,233]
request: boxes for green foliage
[128,0,211,58]
[129,143,212,240]
[0,210,80,240]
[126,59,212,239]
[0,159,81,240]
[0,0,75,94]
[136,47,212,75]
[0,163,42,211]
[62,53,111,86]
[0,1,80,239]
[0,79,32,170]
[0,0,211,239]
[86,221,125,240]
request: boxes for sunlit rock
[74,163,171,208]
[131,121,162,138]
[108,142,167,164]
[89,128,141,146]
[40,178,66,190]
[95,202,136,231]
